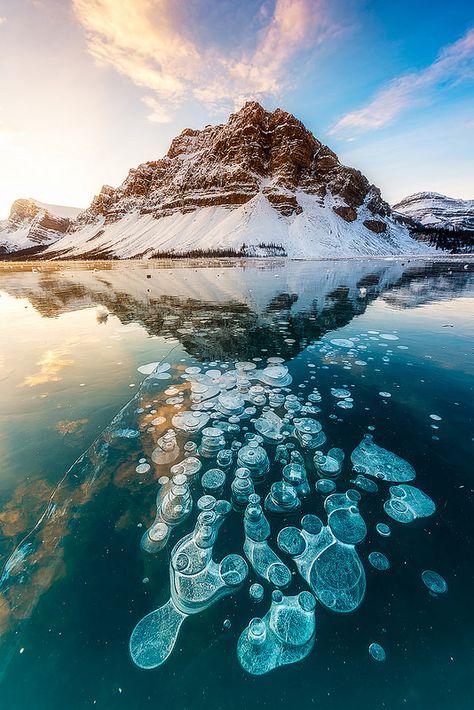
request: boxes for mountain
[393,192,474,231]
[0,199,83,254]
[393,192,474,253]
[39,102,429,259]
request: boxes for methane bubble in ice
[369,643,386,661]
[237,590,316,675]
[243,495,292,588]
[130,501,248,668]
[316,479,336,495]
[141,474,192,553]
[421,570,448,594]
[384,484,435,523]
[237,441,270,481]
[151,429,180,465]
[352,475,378,493]
[368,552,390,571]
[380,333,399,341]
[330,339,354,348]
[135,463,151,474]
[351,435,416,482]
[331,388,351,399]
[172,410,209,433]
[249,583,264,602]
[278,514,366,614]
[201,468,226,497]
[376,523,391,537]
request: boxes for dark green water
[0,258,473,709]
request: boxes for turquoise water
[0,258,473,709]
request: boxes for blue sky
[0,0,473,217]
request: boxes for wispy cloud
[72,0,340,121]
[329,27,474,137]
[0,17,6,26]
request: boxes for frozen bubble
[249,583,264,602]
[139,458,146,464]
[380,333,399,341]
[315,479,336,495]
[205,369,222,379]
[237,592,316,675]
[379,392,391,398]
[351,435,416,482]
[421,570,448,594]
[337,400,353,409]
[201,468,226,496]
[352,475,378,493]
[330,339,355,348]
[429,414,442,421]
[368,552,390,571]
[327,505,367,545]
[137,362,160,375]
[331,388,351,399]
[376,523,391,537]
[136,463,151,474]
[369,643,386,662]
[384,484,435,523]
[185,366,201,375]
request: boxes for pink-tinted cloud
[73,0,340,120]
[329,27,474,137]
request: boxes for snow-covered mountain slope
[47,192,429,259]
[393,192,474,231]
[0,199,83,253]
[43,101,432,259]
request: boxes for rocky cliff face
[76,101,390,234]
[393,192,474,232]
[0,199,82,253]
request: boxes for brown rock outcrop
[76,101,392,227]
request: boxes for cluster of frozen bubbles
[128,356,447,675]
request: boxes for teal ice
[351,435,416,482]
[237,590,316,675]
[384,485,435,523]
[130,498,248,669]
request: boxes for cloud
[72,0,340,119]
[141,96,172,124]
[0,16,6,25]
[329,27,474,137]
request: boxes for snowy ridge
[394,192,474,231]
[46,191,430,259]
[0,198,83,253]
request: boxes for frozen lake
[0,258,473,710]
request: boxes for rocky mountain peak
[76,102,390,230]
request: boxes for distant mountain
[38,102,429,259]
[394,192,474,231]
[0,199,83,254]
[393,192,474,253]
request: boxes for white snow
[394,192,474,231]
[45,192,432,259]
[0,199,84,253]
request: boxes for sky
[0,0,473,218]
